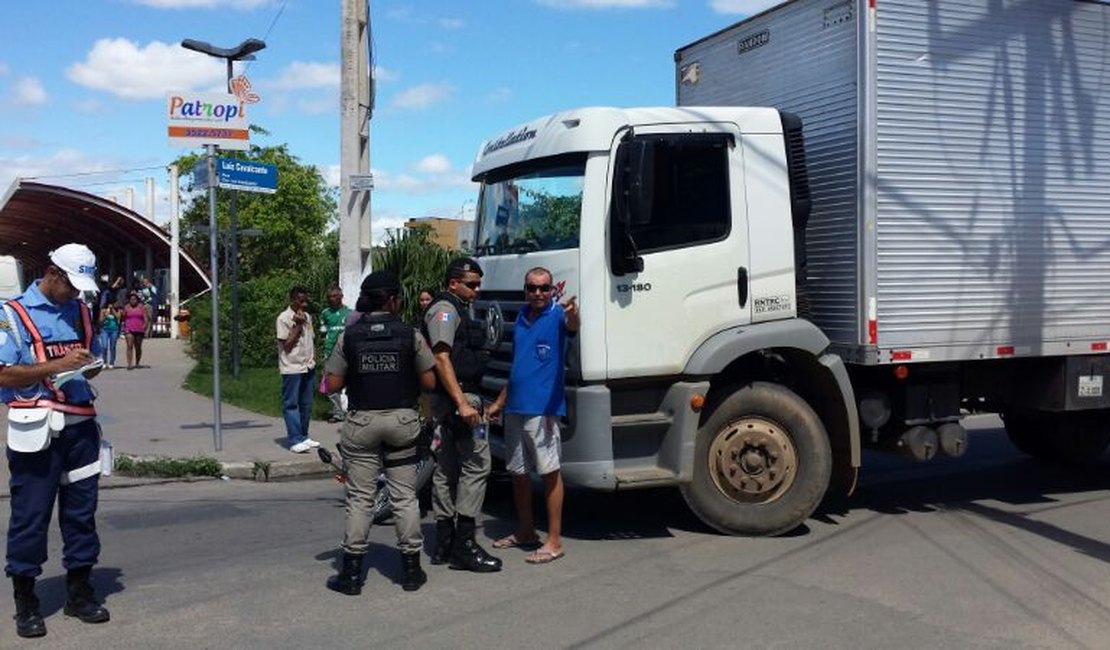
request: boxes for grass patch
[115,454,223,478]
[183,364,332,420]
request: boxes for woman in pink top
[123,291,150,370]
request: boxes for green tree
[174,137,337,279]
[372,225,455,323]
[175,132,339,368]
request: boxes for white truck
[468,0,1110,535]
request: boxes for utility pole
[339,0,373,305]
[169,164,181,340]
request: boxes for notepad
[52,358,105,388]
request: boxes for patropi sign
[166,92,250,150]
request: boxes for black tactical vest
[344,313,420,410]
[424,291,489,394]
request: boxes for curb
[110,453,333,483]
[221,458,334,482]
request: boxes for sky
[0,0,778,243]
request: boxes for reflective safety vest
[3,299,97,416]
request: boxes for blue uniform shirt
[0,280,101,405]
[505,302,568,417]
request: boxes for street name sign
[217,158,278,193]
[348,173,374,191]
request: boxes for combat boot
[326,552,364,596]
[430,518,455,565]
[400,551,427,592]
[12,575,47,638]
[449,516,502,573]
[64,567,110,623]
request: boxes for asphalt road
[3,419,1110,649]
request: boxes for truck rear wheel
[1003,410,1110,464]
[681,382,831,536]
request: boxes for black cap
[446,257,483,281]
[360,270,400,295]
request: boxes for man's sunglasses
[463,281,481,290]
[525,283,553,293]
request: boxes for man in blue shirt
[488,267,578,564]
[0,244,111,638]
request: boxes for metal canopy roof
[0,180,210,295]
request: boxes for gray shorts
[504,414,561,475]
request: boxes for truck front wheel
[681,382,831,536]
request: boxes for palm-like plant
[371,224,455,323]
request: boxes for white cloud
[535,0,673,8]
[374,65,400,83]
[486,87,511,104]
[73,98,106,113]
[0,149,116,193]
[270,61,339,90]
[11,77,47,106]
[130,0,273,8]
[389,82,454,110]
[298,96,337,114]
[439,17,465,30]
[709,0,780,14]
[321,164,341,188]
[369,208,414,246]
[67,38,224,100]
[414,154,451,174]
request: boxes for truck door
[605,125,751,379]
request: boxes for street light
[181,37,267,383]
[181,38,267,84]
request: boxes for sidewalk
[1,338,337,497]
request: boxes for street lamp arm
[181,38,266,61]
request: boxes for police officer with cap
[424,257,501,572]
[324,270,437,594]
[0,243,111,638]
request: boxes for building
[404,217,473,251]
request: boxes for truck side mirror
[612,137,652,276]
[618,139,655,227]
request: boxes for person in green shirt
[320,285,352,422]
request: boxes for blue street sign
[192,159,210,190]
[216,158,278,194]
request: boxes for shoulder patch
[439,312,453,322]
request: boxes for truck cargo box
[676,0,1110,365]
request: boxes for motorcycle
[318,417,439,524]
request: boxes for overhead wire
[245,0,288,75]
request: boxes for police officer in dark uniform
[424,257,501,573]
[324,271,437,594]
[0,244,111,639]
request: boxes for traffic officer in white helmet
[0,243,111,639]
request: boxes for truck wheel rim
[708,417,797,504]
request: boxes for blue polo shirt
[506,301,568,417]
[0,280,101,405]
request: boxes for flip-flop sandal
[493,534,541,549]
[525,550,565,564]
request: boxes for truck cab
[470,107,859,536]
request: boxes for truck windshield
[473,155,585,256]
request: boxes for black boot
[400,552,427,592]
[449,516,502,573]
[326,552,363,596]
[63,567,110,624]
[430,518,455,566]
[12,575,47,638]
